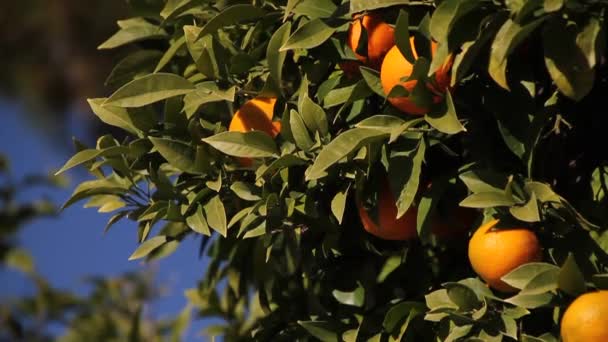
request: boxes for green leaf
[430,0,480,44]
[390,139,425,218]
[196,4,266,40]
[332,283,364,307]
[459,169,508,193]
[359,66,385,97]
[444,283,481,311]
[280,18,336,51]
[425,289,458,311]
[267,22,292,90]
[489,18,545,89]
[204,195,227,237]
[155,36,187,73]
[306,128,388,180]
[460,191,516,208]
[394,10,415,63]
[331,184,350,224]
[558,253,587,296]
[150,137,202,174]
[350,0,410,13]
[230,182,262,201]
[105,50,163,89]
[501,263,559,290]
[301,95,329,137]
[426,92,466,134]
[160,0,194,20]
[377,255,402,283]
[186,206,211,236]
[519,268,560,295]
[290,109,315,151]
[510,192,540,222]
[256,154,307,179]
[292,0,337,19]
[297,321,339,342]
[524,181,561,203]
[383,301,426,334]
[203,131,279,158]
[55,147,129,175]
[98,20,167,49]
[445,325,473,342]
[129,236,168,260]
[543,18,594,101]
[182,83,235,118]
[88,99,146,136]
[355,115,406,133]
[504,292,553,309]
[104,73,194,107]
[577,17,604,69]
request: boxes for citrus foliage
[59,0,608,340]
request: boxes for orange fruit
[468,219,541,292]
[380,37,453,115]
[347,13,395,69]
[357,180,417,241]
[228,97,281,166]
[561,291,608,342]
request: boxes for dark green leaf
[106,50,163,89]
[430,0,480,44]
[150,137,203,174]
[394,10,415,63]
[298,321,339,342]
[543,19,594,101]
[196,5,266,40]
[489,18,545,89]
[306,128,388,180]
[359,66,385,97]
[104,73,194,107]
[267,22,292,90]
[558,253,586,296]
[426,92,466,134]
[280,19,336,51]
[301,95,329,137]
[390,139,425,218]
[350,0,410,13]
[203,131,279,158]
[99,20,167,49]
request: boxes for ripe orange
[228,97,281,166]
[357,180,417,241]
[347,13,395,69]
[380,37,453,115]
[467,219,541,292]
[561,291,608,342]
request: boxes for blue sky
[0,100,210,339]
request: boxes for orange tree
[57,0,608,340]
